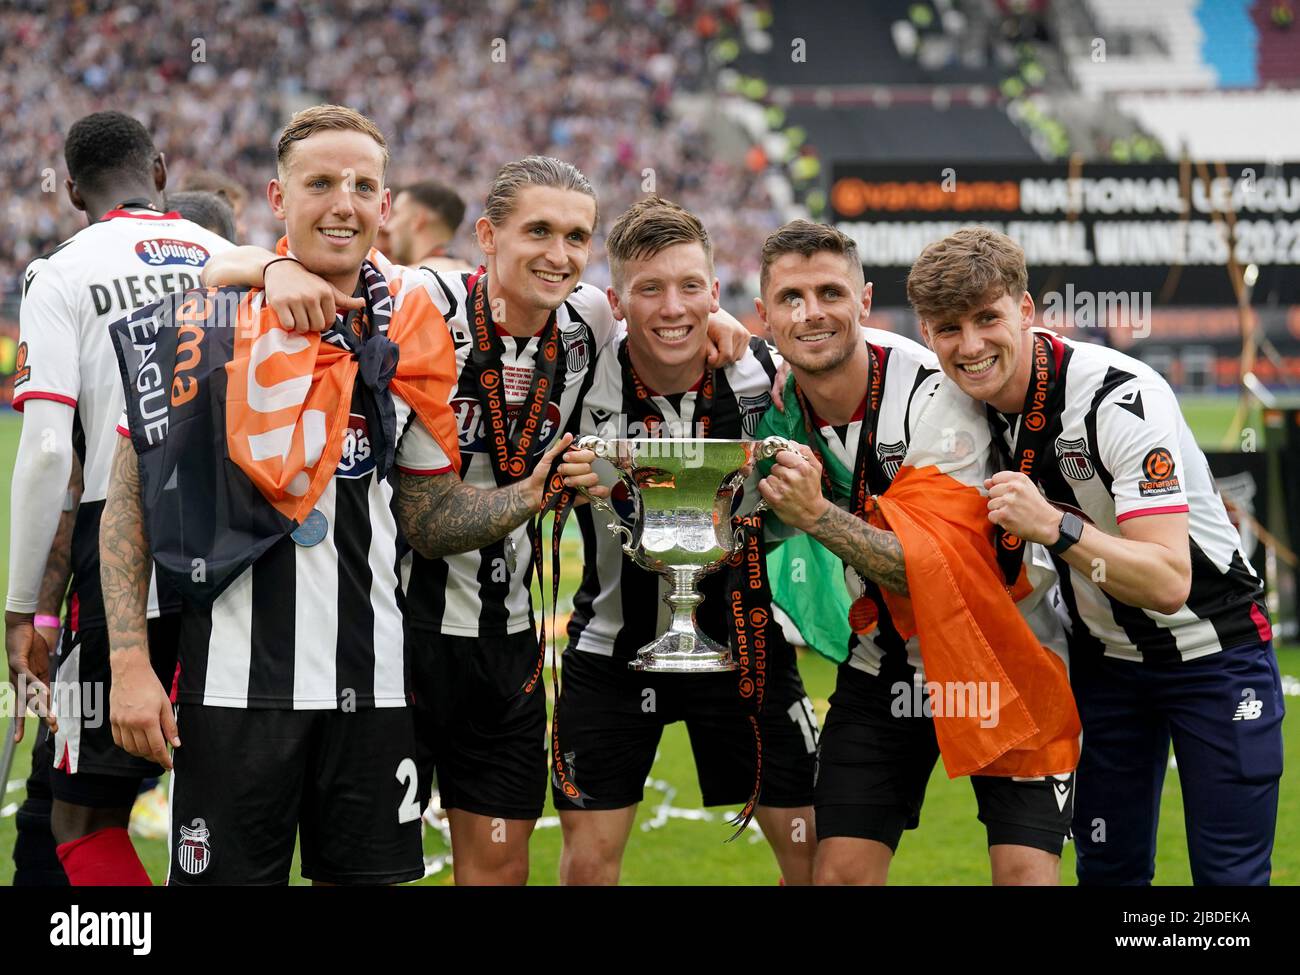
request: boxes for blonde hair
[276,104,389,181]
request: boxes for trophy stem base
[627,570,737,673]
[627,631,735,673]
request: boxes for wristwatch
[1048,511,1084,555]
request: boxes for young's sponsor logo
[336,412,375,478]
[135,238,211,267]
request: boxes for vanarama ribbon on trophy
[723,511,777,835]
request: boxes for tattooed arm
[757,445,909,596]
[805,500,909,596]
[396,433,578,559]
[35,455,83,638]
[397,472,539,559]
[101,437,150,658]
[101,436,178,768]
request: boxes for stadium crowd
[0,0,781,316]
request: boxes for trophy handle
[748,435,797,516]
[572,435,638,557]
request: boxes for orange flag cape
[760,371,1080,778]
[869,464,1080,778]
[224,241,460,522]
[857,372,1081,778]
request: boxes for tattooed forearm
[397,471,538,559]
[99,437,151,656]
[808,502,910,596]
[37,455,83,618]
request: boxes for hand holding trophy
[562,435,794,673]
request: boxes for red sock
[57,827,152,886]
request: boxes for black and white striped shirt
[175,389,451,709]
[399,271,614,637]
[991,330,1267,663]
[801,330,943,675]
[567,335,780,660]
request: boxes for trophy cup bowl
[574,435,794,673]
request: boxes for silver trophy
[575,435,794,673]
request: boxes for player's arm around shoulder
[101,434,177,768]
[200,244,363,332]
[705,305,754,368]
[200,244,277,289]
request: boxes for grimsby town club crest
[561,327,589,373]
[738,393,772,439]
[177,818,212,876]
[876,440,907,482]
[1055,437,1095,481]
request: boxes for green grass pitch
[1,398,1295,885]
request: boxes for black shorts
[551,646,818,812]
[409,626,548,822]
[49,616,180,807]
[168,704,423,885]
[815,663,1073,856]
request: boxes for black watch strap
[1048,512,1084,555]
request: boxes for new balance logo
[1234,688,1263,721]
[1234,700,1263,721]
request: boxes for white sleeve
[903,368,944,442]
[395,415,455,475]
[1098,380,1191,523]
[6,398,76,613]
[13,260,81,411]
[863,326,939,369]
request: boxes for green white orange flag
[761,376,1079,778]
